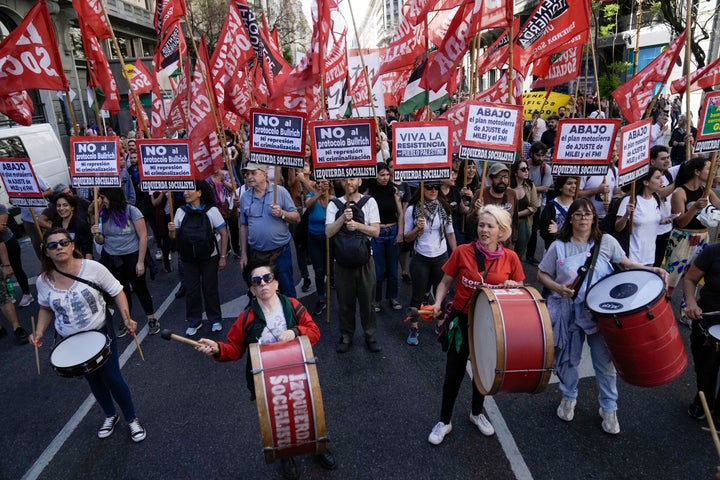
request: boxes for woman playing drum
[537,198,666,435]
[195,263,334,479]
[29,228,147,442]
[427,205,524,445]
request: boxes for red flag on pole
[210,2,254,109]
[154,0,187,41]
[0,0,70,95]
[612,29,688,123]
[167,61,190,133]
[671,55,720,95]
[130,59,154,95]
[72,0,112,40]
[0,91,34,126]
[150,76,167,138]
[81,24,121,112]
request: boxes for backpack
[177,205,218,263]
[331,196,372,268]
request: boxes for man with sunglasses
[239,163,300,297]
[471,163,517,249]
[326,178,381,353]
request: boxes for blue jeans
[85,335,137,421]
[372,225,400,301]
[558,332,618,412]
[307,233,328,300]
[275,243,296,298]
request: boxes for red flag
[167,61,190,133]
[671,56,720,95]
[381,69,412,107]
[0,0,70,95]
[612,30,687,123]
[514,0,590,67]
[210,3,255,110]
[376,18,425,77]
[192,130,224,179]
[530,41,584,90]
[476,70,524,105]
[475,17,519,78]
[130,59,154,95]
[73,0,112,40]
[0,91,34,126]
[154,0,187,41]
[188,37,217,146]
[223,68,251,122]
[251,61,270,107]
[129,94,150,128]
[403,0,441,25]
[81,25,120,112]
[150,76,167,138]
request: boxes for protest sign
[392,121,453,182]
[310,118,377,180]
[694,91,720,154]
[551,119,620,176]
[617,119,651,187]
[137,139,196,191]
[521,91,572,120]
[460,101,522,163]
[70,137,121,187]
[0,158,47,207]
[249,108,307,168]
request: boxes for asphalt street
[0,237,717,480]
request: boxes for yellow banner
[522,92,572,120]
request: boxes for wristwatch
[281,211,286,221]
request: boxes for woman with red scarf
[427,205,525,445]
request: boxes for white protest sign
[137,139,196,191]
[617,119,651,187]
[0,158,47,207]
[552,119,620,176]
[249,108,307,168]
[70,137,121,187]
[393,121,453,181]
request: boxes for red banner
[82,29,120,112]
[73,0,112,40]
[0,91,34,126]
[671,55,720,95]
[377,17,425,77]
[130,59,154,95]
[612,29,687,123]
[188,37,217,147]
[531,41,584,90]
[210,2,254,108]
[0,0,70,95]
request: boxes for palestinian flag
[398,55,448,116]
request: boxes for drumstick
[124,309,145,361]
[160,328,203,348]
[31,316,40,375]
[700,391,720,460]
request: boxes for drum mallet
[160,329,203,348]
[124,310,145,361]
[31,315,40,375]
[404,305,435,323]
[699,391,720,460]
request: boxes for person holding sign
[326,178,381,354]
[537,198,667,434]
[427,205,524,445]
[239,164,300,298]
[403,183,456,345]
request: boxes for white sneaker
[211,322,222,332]
[428,421,452,445]
[128,418,147,442]
[154,250,162,260]
[557,398,577,422]
[469,412,495,436]
[185,324,201,336]
[599,408,620,434]
[17,294,34,307]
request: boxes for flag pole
[98,0,149,138]
[347,1,386,164]
[685,0,694,165]
[65,90,79,136]
[182,13,236,193]
[632,0,642,76]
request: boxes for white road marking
[21,284,181,480]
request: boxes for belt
[379,223,397,228]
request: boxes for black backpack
[177,205,218,263]
[331,196,372,268]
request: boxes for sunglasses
[250,273,275,286]
[425,185,440,191]
[519,167,529,172]
[46,239,73,250]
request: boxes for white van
[0,124,71,235]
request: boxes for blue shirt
[305,192,327,236]
[240,184,296,251]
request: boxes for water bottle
[5,278,15,298]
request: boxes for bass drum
[469,286,554,396]
[586,269,687,387]
[249,336,328,463]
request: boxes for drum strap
[54,268,115,336]
[571,241,601,300]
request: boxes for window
[0,136,29,158]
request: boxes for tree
[649,0,712,69]
[186,0,229,55]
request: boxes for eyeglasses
[572,212,594,219]
[494,175,510,181]
[519,167,529,172]
[250,273,275,286]
[46,239,73,250]
[425,185,440,191]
